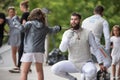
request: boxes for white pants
[51,60,97,80]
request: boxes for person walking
[51,12,105,80]
[81,5,111,69]
[110,25,120,80]
[13,8,61,80]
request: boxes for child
[13,8,61,80]
[6,6,21,72]
[110,25,120,80]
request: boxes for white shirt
[110,36,120,48]
[81,14,110,50]
[110,36,120,60]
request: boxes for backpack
[47,48,67,65]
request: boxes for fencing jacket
[59,28,103,70]
[81,14,110,50]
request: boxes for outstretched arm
[48,25,61,34]
[12,16,24,31]
[12,16,33,32]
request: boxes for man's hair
[71,12,81,19]
[94,5,104,15]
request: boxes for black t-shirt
[20,12,30,42]
[0,24,5,37]
[20,12,29,24]
[0,13,6,37]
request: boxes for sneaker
[13,67,20,70]
[9,69,20,73]
[9,67,20,73]
[9,68,32,73]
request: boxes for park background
[0,0,120,55]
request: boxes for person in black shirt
[18,0,30,71]
[18,0,30,72]
[0,12,6,47]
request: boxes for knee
[85,72,96,80]
[21,69,29,74]
[84,67,97,79]
[51,63,61,75]
[87,69,96,77]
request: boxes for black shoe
[29,69,32,72]
[74,78,77,80]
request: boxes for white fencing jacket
[81,14,110,50]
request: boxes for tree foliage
[0,0,120,51]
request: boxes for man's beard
[70,23,80,30]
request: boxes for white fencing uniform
[51,28,103,80]
[81,14,111,68]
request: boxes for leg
[35,62,44,80]
[81,62,97,80]
[51,60,78,80]
[18,43,24,68]
[0,37,3,47]
[112,64,116,79]
[18,33,24,68]
[20,62,32,80]
[11,46,18,67]
[9,46,20,73]
[116,63,120,80]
